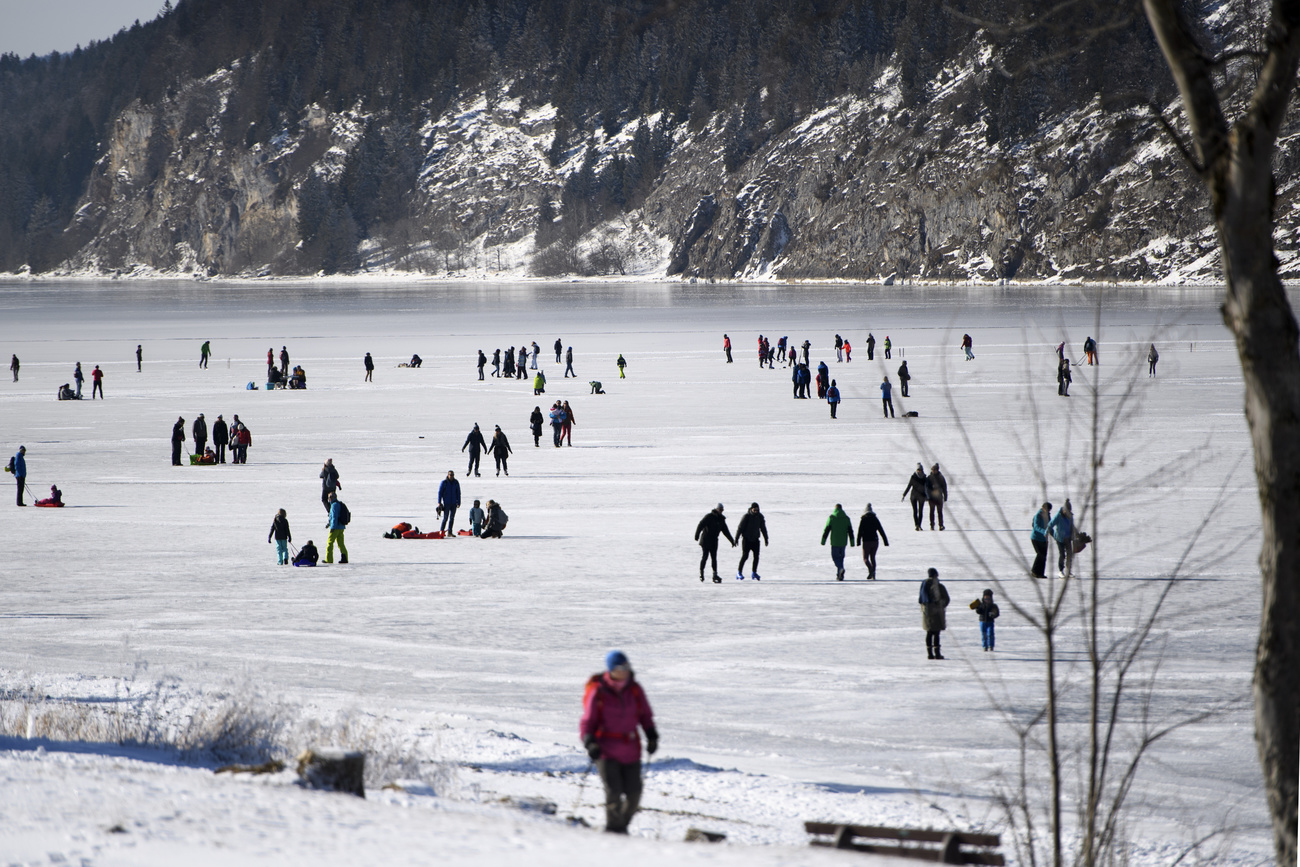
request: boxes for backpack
[498,509,508,526]
[3,456,12,474]
[336,502,351,526]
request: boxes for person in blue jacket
[438,470,461,535]
[325,493,349,564]
[826,379,841,418]
[880,376,895,418]
[1049,500,1075,577]
[10,445,27,506]
[1030,501,1052,578]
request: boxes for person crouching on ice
[580,651,658,835]
[293,540,319,567]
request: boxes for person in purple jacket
[580,650,658,834]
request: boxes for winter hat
[927,567,939,578]
[716,503,724,512]
[750,502,760,510]
[865,503,874,512]
[917,463,924,471]
[605,650,630,671]
[983,588,994,597]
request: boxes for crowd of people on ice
[7,324,1144,837]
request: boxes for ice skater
[462,424,487,477]
[562,400,575,446]
[1058,357,1072,396]
[200,340,210,368]
[136,345,142,372]
[1148,344,1159,376]
[364,352,374,382]
[1049,499,1074,577]
[74,362,84,398]
[531,341,540,369]
[695,504,735,583]
[565,346,576,378]
[835,334,843,362]
[970,589,999,651]
[268,509,292,565]
[492,348,502,377]
[1084,336,1098,365]
[90,365,103,399]
[478,350,487,380]
[880,376,895,418]
[616,354,627,378]
[9,354,17,381]
[580,650,658,835]
[555,337,563,363]
[919,568,950,659]
[735,502,768,580]
[856,504,888,579]
[490,425,512,476]
[883,336,892,359]
[866,333,875,361]
[897,360,911,397]
[961,333,974,360]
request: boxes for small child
[294,540,319,567]
[268,508,292,565]
[469,499,485,537]
[970,588,1000,651]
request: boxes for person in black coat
[212,415,229,464]
[856,504,889,579]
[364,352,375,382]
[171,417,186,466]
[694,504,736,583]
[902,463,926,530]
[1058,357,1072,396]
[192,414,208,456]
[897,361,911,397]
[477,350,487,380]
[320,458,342,512]
[489,425,512,476]
[925,464,948,531]
[735,502,768,580]
[555,337,563,363]
[492,348,502,377]
[530,406,544,446]
[462,424,487,477]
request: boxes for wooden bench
[805,822,1004,865]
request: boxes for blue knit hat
[605,650,630,671]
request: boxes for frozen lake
[0,281,1273,863]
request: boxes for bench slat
[804,822,1001,848]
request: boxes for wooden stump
[296,749,365,798]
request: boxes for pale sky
[0,0,167,58]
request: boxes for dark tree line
[0,0,1165,271]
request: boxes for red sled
[402,530,445,539]
[457,530,473,536]
[34,501,65,507]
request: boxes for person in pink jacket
[580,650,658,834]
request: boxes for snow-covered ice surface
[0,281,1274,864]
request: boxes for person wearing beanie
[489,425,512,476]
[856,504,889,580]
[820,503,855,580]
[1030,502,1052,578]
[268,508,292,565]
[694,503,735,583]
[735,502,768,580]
[970,589,1000,651]
[902,463,927,531]
[919,568,950,659]
[580,651,657,834]
[826,379,841,418]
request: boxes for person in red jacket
[580,650,658,834]
[90,365,104,399]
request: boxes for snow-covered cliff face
[56,28,1300,282]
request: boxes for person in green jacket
[820,503,856,580]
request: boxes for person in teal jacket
[1030,502,1052,578]
[821,503,855,580]
[1049,500,1074,577]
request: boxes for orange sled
[402,530,445,539]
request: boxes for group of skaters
[172,413,249,465]
[51,362,104,400]
[532,401,576,447]
[461,423,514,476]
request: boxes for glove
[584,737,601,762]
[645,729,658,756]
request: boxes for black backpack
[336,502,351,526]
[3,456,13,474]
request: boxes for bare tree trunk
[1142,2,1300,862]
